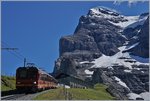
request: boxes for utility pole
[24,58,26,67]
[2,47,26,67]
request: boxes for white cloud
[113,0,124,5]
[113,0,147,7]
[128,0,137,7]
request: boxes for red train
[16,66,57,92]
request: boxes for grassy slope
[34,84,115,100]
[1,75,16,91]
[34,88,66,100]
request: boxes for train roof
[37,68,57,82]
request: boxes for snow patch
[127,93,142,100]
[109,15,147,29]
[84,69,94,75]
[90,6,119,15]
[124,69,132,73]
[134,68,141,70]
[114,76,129,89]
[107,66,114,70]
[89,6,124,21]
[132,36,138,39]
[90,7,148,29]
[138,29,141,33]
[79,61,90,64]
[90,23,96,25]
[126,15,148,29]
[90,45,149,69]
[108,16,139,28]
[140,92,150,101]
[128,92,150,100]
[141,71,144,73]
[125,42,139,50]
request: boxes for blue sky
[1,1,149,76]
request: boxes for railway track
[1,89,53,100]
[1,94,26,100]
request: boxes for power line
[2,41,38,67]
[1,41,25,61]
[3,49,23,61]
[1,48,18,50]
[2,41,25,59]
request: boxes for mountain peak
[89,6,120,16]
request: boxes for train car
[16,66,57,92]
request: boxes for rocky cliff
[53,6,149,100]
[125,17,149,58]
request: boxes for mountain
[123,16,149,58]
[53,6,149,100]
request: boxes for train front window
[28,71,37,79]
[18,69,27,79]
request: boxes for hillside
[1,75,16,91]
[33,84,115,100]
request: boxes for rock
[59,34,100,57]
[107,84,129,100]
[131,17,149,58]
[123,16,149,58]
[92,68,130,100]
[62,50,101,61]
[97,42,119,56]
[74,14,126,56]
[53,57,78,77]
[53,6,149,100]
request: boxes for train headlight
[33,81,37,84]
[17,82,20,84]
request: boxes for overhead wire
[2,41,34,65]
[2,41,40,67]
[1,42,23,61]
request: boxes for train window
[39,74,52,81]
[18,69,27,79]
[40,74,46,80]
[28,70,37,79]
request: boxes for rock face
[53,6,149,100]
[60,7,127,57]
[129,17,149,58]
[91,68,130,100]
[91,65,149,99]
[122,13,149,58]
[53,57,78,77]
[59,34,102,61]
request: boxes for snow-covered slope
[89,6,126,24]
[125,15,148,29]
[89,6,148,29]
[90,44,149,69]
[127,93,142,100]
[81,41,149,73]
[114,76,130,89]
[140,92,150,101]
[127,92,150,101]
[89,6,121,18]
[108,16,139,28]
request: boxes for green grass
[33,87,66,100]
[34,84,116,100]
[1,75,16,91]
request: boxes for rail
[1,94,25,100]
